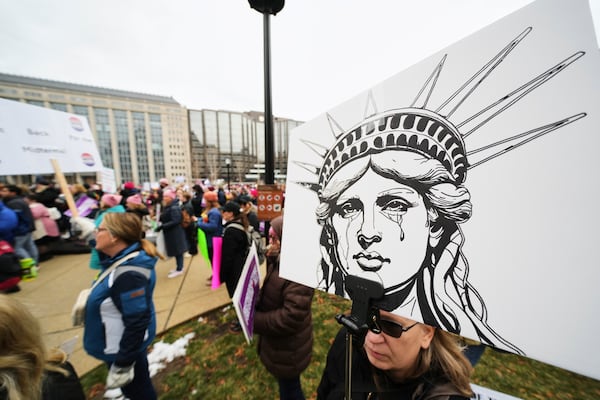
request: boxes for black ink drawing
[294,27,586,354]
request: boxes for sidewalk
[11,251,231,376]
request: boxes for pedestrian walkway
[10,251,231,376]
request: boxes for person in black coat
[156,189,187,278]
[220,201,249,299]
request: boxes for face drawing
[291,26,589,357]
[332,169,429,287]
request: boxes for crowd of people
[0,177,262,288]
[0,175,480,400]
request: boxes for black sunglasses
[368,309,418,338]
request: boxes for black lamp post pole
[248,0,284,186]
[225,158,231,188]
[262,12,274,185]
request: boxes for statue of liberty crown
[295,27,586,197]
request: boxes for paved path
[11,251,231,376]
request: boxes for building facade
[189,109,303,184]
[0,72,189,187]
[0,72,303,188]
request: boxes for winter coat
[220,218,248,297]
[254,254,314,379]
[29,202,60,239]
[0,201,17,243]
[197,207,223,252]
[41,361,86,400]
[5,196,34,236]
[159,199,187,257]
[317,328,469,400]
[83,243,157,365]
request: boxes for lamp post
[248,0,284,186]
[225,158,231,189]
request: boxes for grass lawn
[81,291,600,399]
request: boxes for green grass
[81,291,600,399]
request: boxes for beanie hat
[159,178,169,185]
[163,189,177,200]
[203,191,218,202]
[101,194,122,208]
[123,181,135,190]
[126,194,143,206]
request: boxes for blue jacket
[197,207,223,250]
[0,201,17,243]
[83,243,157,366]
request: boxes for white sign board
[0,98,103,175]
[232,244,261,345]
[100,167,117,194]
[281,0,600,380]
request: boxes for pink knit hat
[101,193,122,208]
[126,194,143,206]
[163,189,177,200]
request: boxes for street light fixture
[248,0,284,186]
[225,158,231,189]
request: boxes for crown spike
[411,55,447,109]
[295,181,321,193]
[436,27,532,119]
[363,90,378,119]
[326,113,345,139]
[459,51,585,138]
[300,138,329,158]
[293,161,320,175]
[467,112,586,169]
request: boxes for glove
[106,363,135,389]
[154,223,163,232]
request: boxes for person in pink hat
[156,189,187,278]
[89,193,125,270]
[125,194,152,233]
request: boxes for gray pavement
[10,251,231,376]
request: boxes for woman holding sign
[317,308,473,399]
[254,216,314,400]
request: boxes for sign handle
[50,159,79,218]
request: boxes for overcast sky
[1,0,598,122]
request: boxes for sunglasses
[368,309,418,338]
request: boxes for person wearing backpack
[254,215,315,400]
[220,201,249,333]
[238,195,260,233]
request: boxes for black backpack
[225,223,266,264]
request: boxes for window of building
[150,113,165,180]
[94,108,113,169]
[132,112,149,183]
[72,105,90,121]
[50,102,67,112]
[218,111,231,155]
[114,110,132,183]
[26,100,44,107]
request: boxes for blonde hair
[103,212,165,259]
[411,329,473,396]
[0,295,45,400]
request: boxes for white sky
[0,0,598,122]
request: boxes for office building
[0,72,303,188]
[189,109,302,184]
[0,72,189,186]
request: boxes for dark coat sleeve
[220,224,248,297]
[110,271,153,366]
